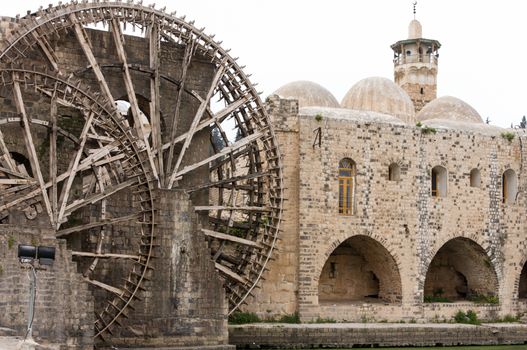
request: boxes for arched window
[470,168,481,188]
[431,166,447,197]
[388,163,400,181]
[502,169,517,204]
[339,158,356,215]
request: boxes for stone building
[246,17,527,322]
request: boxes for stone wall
[229,323,527,349]
[0,226,94,349]
[251,96,527,322]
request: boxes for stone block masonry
[229,323,527,349]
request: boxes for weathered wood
[50,95,58,225]
[0,178,35,185]
[188,171,268,193]
[149,19,164,186]
[110,19,159,182]
[172,131,262,180]
[167,62,227,188]
[32,31,60,71]
[202,228,263,249]
[85,278,125,296]
[72,251,140,259]
[0,130,17,172]
[12,77,55,227]
[215,262,249,285]
[0,165,31,179]
[57,112,95,228]
[56,213,138,237]
[195,205,270,212]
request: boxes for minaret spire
[413,1,417,19]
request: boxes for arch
[519,262,527,299]
[502,169,517,204]
[470,168,481,188]
[318,235,402,304]
[431,165,447,197]
[388,162,401,181]
[9,152,33,177]
[423,237,498,302]
[338,158,356,215]
[116,94,154,140]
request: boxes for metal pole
[25,265,37,340]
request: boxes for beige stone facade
[245,19,527,323]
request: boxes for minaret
[391,11,441,113]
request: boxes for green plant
[415,121,422,127]
[454,310,481,325]
[424,295,452,303]
[469,294,499,304]
[314,317,336,323]
[433,288,444,297]
[314,113,323,122]
[421,125,437,134]
[501,131,515,142]
[278,312,300,323]
[7,236,15,249]
[228,312,261,324]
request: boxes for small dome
[408,19,422,39]
[417,96,483,124]
[341,77,415,124]
[273,80,339,108]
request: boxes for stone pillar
[107,189,232,349]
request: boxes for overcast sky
[4,1,526,127]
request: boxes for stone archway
[318,235,402,304]
[519,262,527,299]
[424,237,498,302]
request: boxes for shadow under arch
[318,235,402,304]
[423,237,498,302]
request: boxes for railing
[394,54,438,65]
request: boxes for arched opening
[519,262,527,299]
[431,165,447,197]
[388,163,400,181]
[470,168,481,188]
[318,235,402,304]
[424,237,498,302]
[116,96,152,139]
[9,152,33,177]
[502,169,517,204]
[338,158,356,215]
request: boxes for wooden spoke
[50,95,58,225]
[85,278,125,296]
[31,30,60,72]
[56,214,139,237]
[149,18,164,186]
[12,77,55,227]
[72,251,140,260]
[167,62,227,188]
[195,206,271,212]
[202,229,263,249]
[215,262,249,285]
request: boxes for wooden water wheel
[0,0,282,339]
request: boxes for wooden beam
[84,277,125,296]
[72,251,140,259]
[50,95,58,225]
[56,213,138,237]
[57,112,95,228]
[31,31,60,72]
[167,62,227,188]
[215,262,249,285]
[12,77,55,227]
[195,206,271,212]
[172,131,262,180]
[149,19,164,186]
[202,228,263,249]
[110,19,159,183]
[187,171,268,193]
[0,178,35,185]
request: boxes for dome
[341,76,415,124]
[417,96,483,124]
[408,19,422,39]
[273,80,339,108]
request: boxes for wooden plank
[159,96,249,153]
[166,42,193,178]
[172,131,262,180]
[0,129,17,172]
[56,213,138,237]
[0,178,35,185]
[50,95,58,225]
[149,19,164,186]
[202,228,263,249]
[72,251,140,259]
[0,165,31,179]
[56,112,95,227]
[84,277,125,296]
[31,31,60,72]
[187,171,268,193]
[195,205,271,212]
[215,262,249,285]
[167,62,227,188]
[12,77,55,227]
[110,19,159,183]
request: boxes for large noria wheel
[0,0,282,338]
